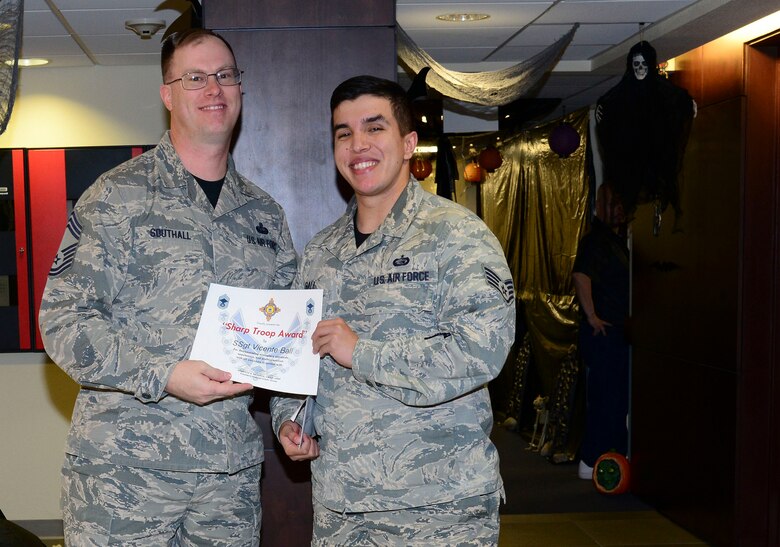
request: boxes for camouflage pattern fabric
[39,131,297,473]
[311,491,501,546]
[272,179,515,513]
[61,454,261,546]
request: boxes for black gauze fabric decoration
[435,135,458,200]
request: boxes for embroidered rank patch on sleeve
[483,265,515,303]
[49,211,82,277]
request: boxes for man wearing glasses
[39,29,296,546]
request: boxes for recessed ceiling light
[5,58,49,67]
[436,13,490,23]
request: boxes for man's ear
[160,84,173,112]
[403,131,418,160]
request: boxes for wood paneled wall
[204,2,397,545]
[630,31,780,547]
[631,94,740,547]
[738,41,780,546]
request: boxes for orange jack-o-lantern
[464,161,483,183]
[593,451,631,495]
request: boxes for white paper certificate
[190,283,323,395]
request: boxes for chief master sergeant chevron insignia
[49,212,82,277]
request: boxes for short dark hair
[330,75,415,136]
[161,29,236,82]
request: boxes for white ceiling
[17,0,780,121]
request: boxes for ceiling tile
[53,0,184,9]
[22,9,69,36]
[505,23,639,46]
[59,8,180,37]
[404,27,523,49]
[536,0,695,24]
[93,53,163,66]
[20,36,84,57]
[81,35,166,55]
[398,3,551,29]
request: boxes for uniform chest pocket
[132,226,202,269]
[363,277,437,335]
[242,243,277,271]
[364,281,435,314]
[128,227,204,322]
[215,240,277,288]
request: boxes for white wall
[0,355,79,520]
[0,65,167,148]
[0,63,166,521]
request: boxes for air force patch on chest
[483,265,514,303]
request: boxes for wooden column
[204,2,396,545]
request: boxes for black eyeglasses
[165,68,243,90]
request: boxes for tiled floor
[499,511,708,546]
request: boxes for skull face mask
[632,54,648,80]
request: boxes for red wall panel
[27,149,68,351]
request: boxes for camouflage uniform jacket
[271,178,515,512]
[39,131,297,473]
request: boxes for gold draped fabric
[481,109,590,399]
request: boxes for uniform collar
[375,176,420,240]
[154,131,258,217]
[323,176,421,262]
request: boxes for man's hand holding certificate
[190,283,322,395]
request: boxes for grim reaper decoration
[596,41,695,227]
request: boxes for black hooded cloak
[596,41,694,220]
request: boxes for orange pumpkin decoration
[464,161,483,183]
[411,156,433,180]
[593,451,631,494]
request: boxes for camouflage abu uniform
[40,131,297,473]
[271,178,515,514]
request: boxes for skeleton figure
[595,41,695,226]
[527,395,549,451]
[632,53,648,80]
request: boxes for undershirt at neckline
[353,213,371,247]
[193,174,225,209]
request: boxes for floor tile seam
[499,510,663,524]
[571,518,608,547]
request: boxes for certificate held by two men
[190,283,323,396]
